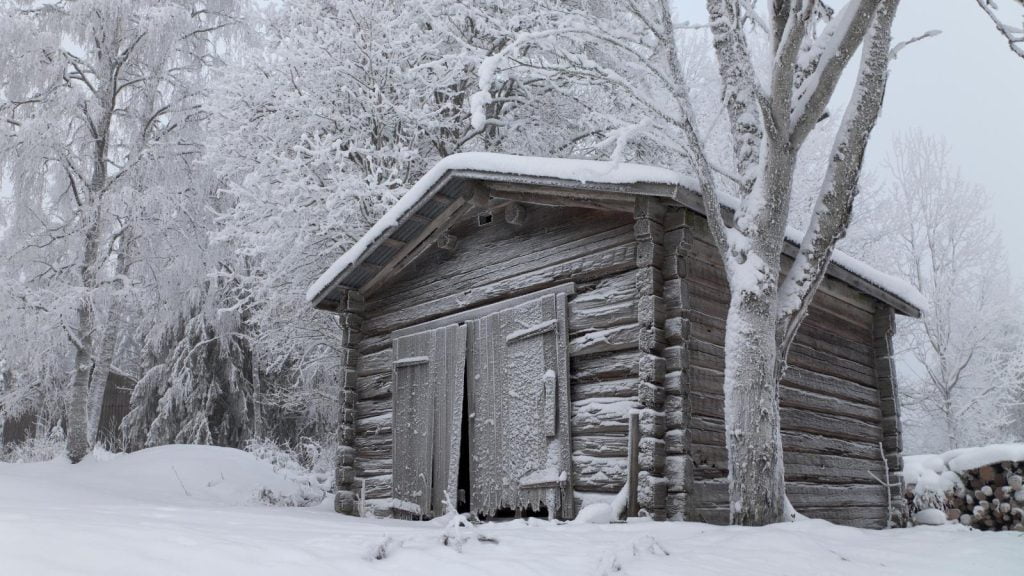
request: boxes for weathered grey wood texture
[347,189,903,528]
[665,210,900,529]
[467,292,573,518]
[353,201,641,511]
[391,323,467,518]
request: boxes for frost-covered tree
[204,0,608,441]
[0,0,238,461]
[854,131,1024,453]
[470,0,906,525]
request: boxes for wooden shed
[307,153,921,528]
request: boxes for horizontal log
[689,336,876,388]
[572,455,627,492]
[684,232,878,317]
[571,398,637,435]
[688,366,881,422]
[355,457,392,478]
[690,480,889,509]
[688,393,882,443]
[569,299,638,336]
[370,207,632,311]
[784,365,880,407]
[358,349,392,377]
[355,412,392,437]
[687,427,883,461]
[573,434,629,458]
[355,398,391,420]
[685,295,875,367]
[363,242,638,336]
[571,350,640,383]
[356,474,393,500]
[571,378,638,401]
[355,372,391,401]
[690,444,886,484]
[569,323,639,357]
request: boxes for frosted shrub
[1,426,65,463]
[245,437,334,506]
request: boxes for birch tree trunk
[67,77,114,463]
[66,218,102,463]
[724,290,786,524]
[86,238,129,444]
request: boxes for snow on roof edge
[306,152,925,312]
[305,152,694,303]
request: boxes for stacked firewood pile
[942,462,1024,531]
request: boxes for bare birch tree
[855,131,1023,452]
[0,0,237,461]
[469,0,906,524]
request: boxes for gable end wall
[350,202,644,514]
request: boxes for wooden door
[391,323,467,518]
[467,292,574,518]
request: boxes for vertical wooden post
[661,207,693,520]
[335,290,364,516]
[872,304,907,527]
[627,411,640,518]
[634,197,667,519]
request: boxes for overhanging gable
[308,153,923,318]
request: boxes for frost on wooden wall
[391,324,467,517]
[468,293,573,518]
[389,292,573,519]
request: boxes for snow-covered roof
[307,152,924,315]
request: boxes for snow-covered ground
[1,446,1021,576]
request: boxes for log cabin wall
[669,209,898,528]
[351,199,644,512]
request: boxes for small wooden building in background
[307,153,921,528]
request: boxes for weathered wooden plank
[391,283,575,339]
[361,197,469,297]
[685,231,879,316]
[570,350,640,383]
[571,378,638,401]
[686,298,875,372]
[692,479,887,510]
[358,348,392,377]
[573,455,627,492]
[571,397,637,435]
[355,412,392,436]
[687,427,883,461]
[569,323,639,357]
[355,457,392,478]
[371,207,633,313]
[690,443,886,484]
[355,398,391,420]
[573,435,629,458]
[687,367,881,423]
[355,372,391,401]
[363,242,638,336]
[569,299,637,335]
[689,336,876,388]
